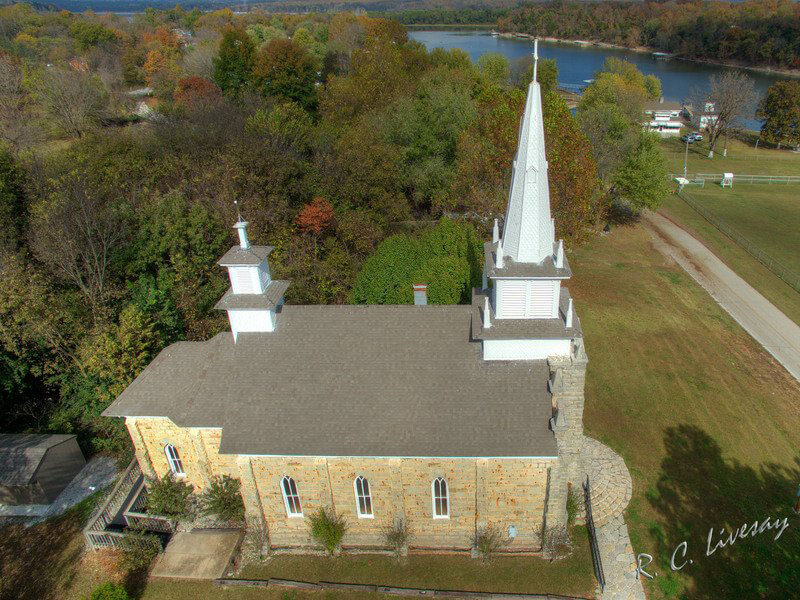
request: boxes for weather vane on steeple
[233,200,243,223]
[533,38,539,83]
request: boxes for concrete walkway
[151,529,242,579]
[643,211,800,383]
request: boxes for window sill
[432,515,450,520]
[287,514,304,519]
[357,514,375,519]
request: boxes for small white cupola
[214,218,290,342]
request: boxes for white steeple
[500,40,555,265]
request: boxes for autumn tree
[690,71,756,157]
[296,197,334,236]
[756,80,800,149]
[252,38,317,111]
[213,26,254,95]
[29,171,127,321]
[0,51,39,150]
[542,90,599,242]
[33,68,108,139]
[173,75,221,108]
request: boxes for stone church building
[104,59,589,555]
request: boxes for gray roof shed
[0,434,86,505]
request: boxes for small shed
[0,434,86,505]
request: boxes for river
[409,30,793,130]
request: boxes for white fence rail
[670,173,800,185]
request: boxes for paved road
[643,211,800,383]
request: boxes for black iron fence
[584,477,606,592]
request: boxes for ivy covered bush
[200,475,245,524]
[146,473,194,520]
[309,507,347,554]
[89,582,130,600]
[350,218,482,305]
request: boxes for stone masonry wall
[127,417,554,552]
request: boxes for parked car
[692,132,703,141]
[681,134,695,143]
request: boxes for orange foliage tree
[296,197,334,236]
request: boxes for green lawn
[676,184,800,269]
[660,189,800,325]
[236,534,595,597]
[570,225,800,600]
[661,135,800,177]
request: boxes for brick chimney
[413,284,428,306]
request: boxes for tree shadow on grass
[647,424,800,599]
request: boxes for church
[103,53,589,554]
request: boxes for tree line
[497,0,800,69]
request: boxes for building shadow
[647,424,799,599]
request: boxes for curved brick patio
[584,437,633,527]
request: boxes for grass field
[569,225,800,600]
[659,184,800,326]
[673,184,800,270]
[661,135,800,177]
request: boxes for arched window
[164,444,184,475]
[432,477,449,519]
[354,476,373,518]
[281,476,302,517]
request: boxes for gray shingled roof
[104,306,557,458]
[0,434,76,486]
[484,242,572,279]
[471,288,582,341]
[217,245,273,267]
[214,280,290,311]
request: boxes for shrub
[118,529,160,571]
[89,582,130,600]
[543,525,572,561]
[383,518,411,556]
[566,484,579,527]
[472,525,505,560]
[308,507,347,554]
[200,475,245,524]
[145,472,193,520]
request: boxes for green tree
[213,27,254,95]
[611,131,668,211]
[477,52,510,87]
[252,38,317,111]
[350,235,422,304]
[200,475,245,524]
[0,148,26,252]
[757,80,800,148]
[146,472,194,519]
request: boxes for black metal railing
[584,476,606,592]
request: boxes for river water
[409,30,793,129]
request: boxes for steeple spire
[500,39,555,265]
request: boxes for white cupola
[215,219,289,342]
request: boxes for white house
[643,99,684,137]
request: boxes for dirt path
[643,211,800,383]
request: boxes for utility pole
[683,135,690,179]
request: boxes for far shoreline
[409,27,800,79]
